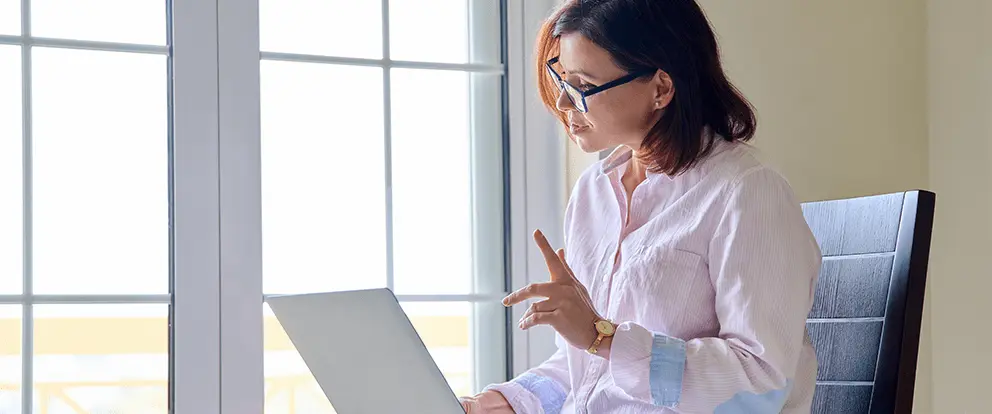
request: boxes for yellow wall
[926,1,992,412]
[700,2,932,412]
[564,0,936,411]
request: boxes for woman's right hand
[459,390,515,413]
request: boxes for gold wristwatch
[587,319,616,355]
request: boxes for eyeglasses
[545,56,655,113]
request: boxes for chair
[801,190,935,413]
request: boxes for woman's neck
[621,151,648,196]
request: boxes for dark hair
[536,0,757,175]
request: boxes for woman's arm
[481,343,571,414]
[606,167,821,412]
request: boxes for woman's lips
[570,123,590,134]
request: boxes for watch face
[596,320,615,335]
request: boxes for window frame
[0,1,180,413]
[1,0,567,411]
[205,0,567,411]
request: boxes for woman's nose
[555,87,575,113]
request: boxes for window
[0,1,171,413]
[258,1,507,411]
[2,0,563,412]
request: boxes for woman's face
[555,33,672,153]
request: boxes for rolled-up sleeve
[485,344,571,414]
[608,167,821,412]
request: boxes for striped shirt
[487,138,821,413]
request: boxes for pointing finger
[534,230,566,280]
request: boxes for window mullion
[170,0,223,411]
[216,0,263,412]
[468,0,510,391]
[382,0,395,292]
[20,0,33,411]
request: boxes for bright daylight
[1,0,504,412]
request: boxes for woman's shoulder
[701,139,796,197]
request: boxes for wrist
[479,389,512,410]
[593,335,613,359]
[586,319,616,358]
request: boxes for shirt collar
[599,129,731,179]
[599,145,671,182]
[600,145,633,175]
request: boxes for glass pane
[391,69,504,295]
[0,0,18,35]
[263,301,472,413]
[0,306,21,412]
[31,0,165,45]
[261,61,385,295]
[402,302,473,398]
[389,0,501,64]
[32,48,168,295]
[260,0,381,58]
[0,45,21,295]
[34,304,167,413]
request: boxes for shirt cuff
[610,322,687,407]
[484,373,567,414]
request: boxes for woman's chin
[573,135,605,154]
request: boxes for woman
[461,0,821,413]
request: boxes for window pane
[260,0,381,58]
[0,306,21,413]
[261,61,385,295]
[389,0,501,64]
[0,0,18,35]
[31,0,165,45]
[263,302,472,413]
[34,304,167,413]
[401,302,473,398]
[390,69,503,295]
[31,48,168,295]
[0,45,21,295]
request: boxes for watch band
[587,334,606,354]
[587,320,615,355]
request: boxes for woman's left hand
[503,230,603,352]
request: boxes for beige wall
[700,2,932,412]
[564,0,940,411]
[927,0,992,412]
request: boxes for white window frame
[182,0,572,409]
[1,1,180,413]
[206,0,567,408]
[2,0,566,411]
[171,0,225,411]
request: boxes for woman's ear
[653,70,675,110]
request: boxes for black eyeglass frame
[545,56,655,113]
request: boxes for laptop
[267,288,467,414]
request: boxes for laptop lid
[267,288,466,414]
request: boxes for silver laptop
[267,288,466,414]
